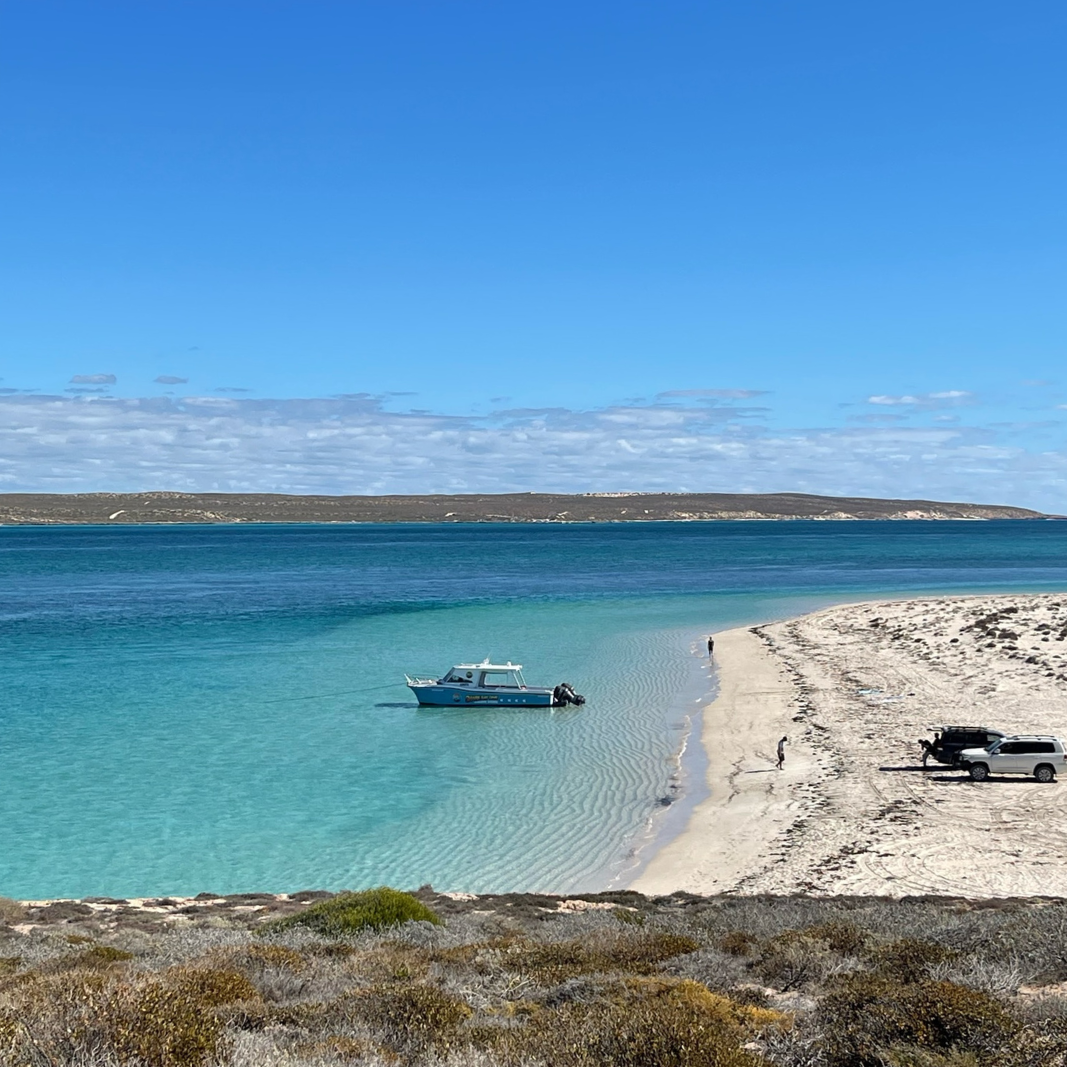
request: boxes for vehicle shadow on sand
[879,766,1055,784]
[926,775,1054,785]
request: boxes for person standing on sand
[776,736,787,770]
[707,636,714,657]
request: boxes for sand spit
[635,593,1067,898]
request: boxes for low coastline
[634,591,1067,898]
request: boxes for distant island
[0,491,1049,524]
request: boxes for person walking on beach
[776,736,787,770]
[707,635,715,658]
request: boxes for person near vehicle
[776,736,787,770]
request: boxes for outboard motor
[553,682,586,707]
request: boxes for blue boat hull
[409,684,554,707]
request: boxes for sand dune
[635,593,1067,898]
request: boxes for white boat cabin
[440,662,529,689]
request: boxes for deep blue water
[1,520,1065,899]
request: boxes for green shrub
[868,939,957,983]
[266,888,441,936]
[69,944,135,970]
[803,920,869,956]
[818,973,1019,1067]
[492,979,772,1067]
[506,932,700,983]
[754,931,836,991]
[111,979,230,1067]
[0,973,216,1067]
[208,943,309,977]
[164,965,260,1007]
[720,931,759,957]
[361,984,473,1053]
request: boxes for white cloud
[0,393,1062,510]
[868,390,973,407]
[154,375,189,385]
[70,374,117,385]
[656,388,768,400]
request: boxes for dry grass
[0,898,26,926]
[5,890,1067,1065]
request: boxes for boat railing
[405,674,440,686]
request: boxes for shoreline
[631,625,801,896]
[633,591,1067,898]
[607,630,714,890]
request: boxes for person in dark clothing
[776,736,787,770]
[707,636,715,657]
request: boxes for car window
[1017,742,1055,754]
[998,742,1019,754]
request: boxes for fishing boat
[405,660,584,707]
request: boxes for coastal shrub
[491,979,775,1067]
[878,1051,981,1067]
[868,938,958,983]
[349,941,431,985]
[720,931,758,957]
[818,973,1019,1066]
[754,931,838,991]
[504,931,700,983]
[0,971,225,1067]
[163,965,261,1008]
[267,888,441,937]
[803,920,869,956]
[0,897,26,925]
[224,942,309,973]
[290,1035,381,1062]
[65,944,135,970]
[110,977,233,1067]
[360,984,474,1054]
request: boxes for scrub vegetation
[2,888,1067,1066]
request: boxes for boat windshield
[442,669,474,683]
[481,670,522,688]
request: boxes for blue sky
[2,1,1066,507]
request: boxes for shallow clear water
[1,520,1066,899]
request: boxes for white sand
[634,593,1067,898]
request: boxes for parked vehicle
[920,726,1006,767]
[957,735,1067,782]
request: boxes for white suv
[958,735,1066,782]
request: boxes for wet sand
[634,593,1067,897]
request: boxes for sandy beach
[635,592,1067,898]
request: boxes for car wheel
[969,763,989,781]
[1035,764,1056,783]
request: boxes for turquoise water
[2,520,1066,900]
